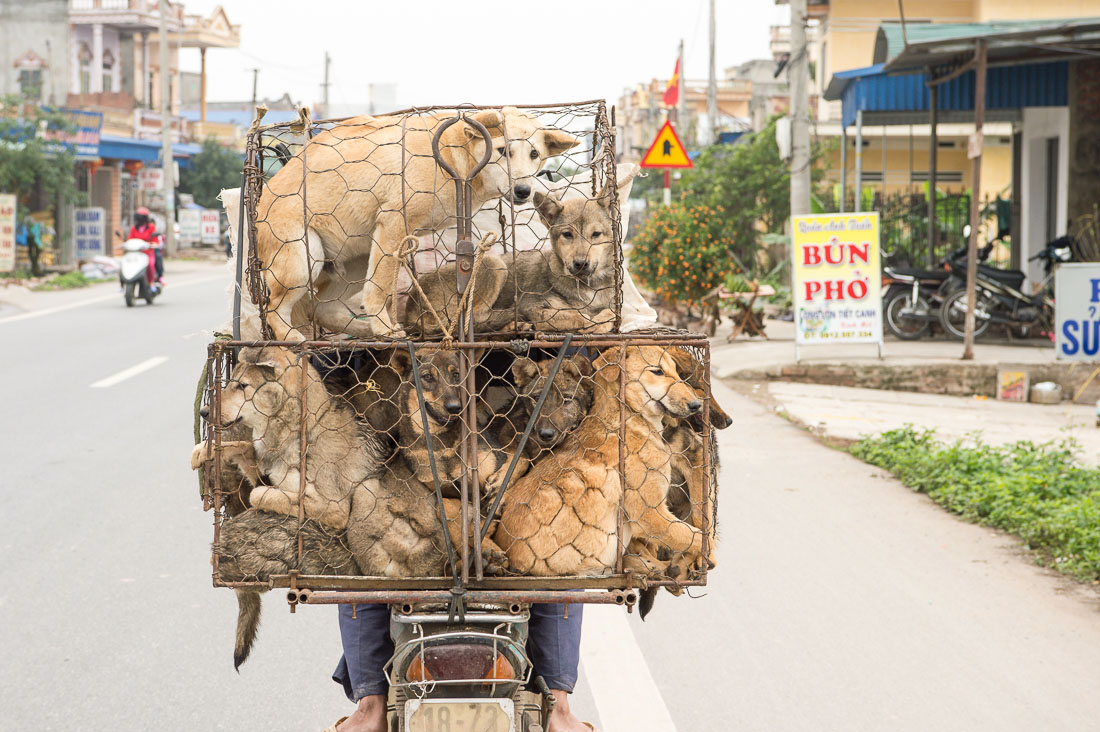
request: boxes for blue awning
[824,61,1068,128]
[97,136,204,166]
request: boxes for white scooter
[119,235,162,307]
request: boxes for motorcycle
[119,232,163,307]
[939,235,1074,340]
[882,236,992,340]
[380,600,547,731]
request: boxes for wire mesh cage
[195,101,726,611]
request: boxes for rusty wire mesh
[194,102,725,602]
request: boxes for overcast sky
[178,0,788,112]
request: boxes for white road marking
[580,605,678,731]
[90,356,169,388]
[0,273,224,325]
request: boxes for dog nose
[199,405,210,420]
[570,258,588,274]
[687,400,702,413]
[513,184,531,201]
[721,415,732,428]
[445,400,463,415]
[538,427,558,441]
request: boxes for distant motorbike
[882,237,993,340]
[119,233,163,307]
[939,236,1074,340]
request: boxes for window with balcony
[102,49,115,93]
[78,42,92,95]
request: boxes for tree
[0,97,85,274]
[179,137,243,209]
[629,117,833,308]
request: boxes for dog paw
[482,546,510,576]
[190,441,210,470]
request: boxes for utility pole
[158,0,175,256]
[250,67,259,107]
[705,0,718,146]
[320,51,331,118]
[789,0,811,217]
[962,39,988,361]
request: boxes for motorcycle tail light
[406,655,433,682]
[484,653,515,680]
[405,643,514,681]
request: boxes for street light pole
[158,0,175,256]
[705,0,717,146]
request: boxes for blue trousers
[333,603,582,701]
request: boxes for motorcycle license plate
[405,698,514,732]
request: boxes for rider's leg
[528,603,592,732]
[333,604,392,732]
[154,248,165,282]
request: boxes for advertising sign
[178,208,202,245]
[139,168,164,191]
[200,209,220,245]
[791,212,883,351]
[0,193,15,271]
[73,207,106,259]
[997,369,1029,401]
[1055,263,1100,360]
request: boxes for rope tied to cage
[397,232,498,345]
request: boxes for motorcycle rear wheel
[940,289,992,340]
[884,293,931,340]
[124,281,136,307]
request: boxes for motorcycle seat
[888,267,949,280]
[977,265,1026,289]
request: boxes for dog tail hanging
[234,589,263,670]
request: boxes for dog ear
[511,358,540,386]
[533,191,563,227]
[595,183,613,211]
[239,346,289,370]
[541,129,580,157]
[389,349,412,376]
[561,355,594,379]
[464,109,504,140]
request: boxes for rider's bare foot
[548,688,595,732]
[336,694,386,732]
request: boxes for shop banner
[791,212,882,346]
[178,209,202,244]
[73,207,106,259]
[0,194,15,271]
[1055,263,1100,360]
[201,209,220,244]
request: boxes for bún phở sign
[791,213,882,345]
[1055,263,1100,361]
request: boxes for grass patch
[31,271,107,291]
[851,427,1100,582]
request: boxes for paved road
[4,262,1100,731]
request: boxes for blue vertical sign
[74,207,106,259]
[1055,263,1100,360]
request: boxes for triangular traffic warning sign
[640,120,693,169]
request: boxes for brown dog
[193,346,384,530]
[255,108,578,340]
[494,346,705,576]
[404,186,620,336]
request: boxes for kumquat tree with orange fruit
[629,202,734,306]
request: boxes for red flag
[663,59,680,107]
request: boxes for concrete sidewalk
[714,318,1100,462]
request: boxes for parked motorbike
[939,236,1074,340]
[119,233,163,307]
[881,238,992,340]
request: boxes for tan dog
[193,346,382,530]
[255,108,578,340]
[494,346,705,576]
[405,185,621,335]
